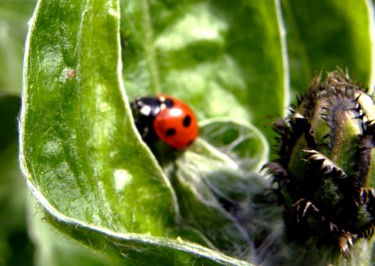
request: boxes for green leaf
[21,0,183,235]
[199,119,269,172]
[282,0,374,96]
[28,196,112,266]
[121,0,288,145]
[20,0,259,264]
[46,209,253,266]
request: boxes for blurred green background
[0,1,36,265]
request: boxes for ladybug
[131,94,199,150]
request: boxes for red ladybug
[131,94,199,150]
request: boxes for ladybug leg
[141,126,150,139]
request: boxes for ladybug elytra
[131,94,199,150]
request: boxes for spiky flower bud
[268,70,375,255]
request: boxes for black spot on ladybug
[164,99,174,108]
[165,128,176,136]
[183,115,191,128]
